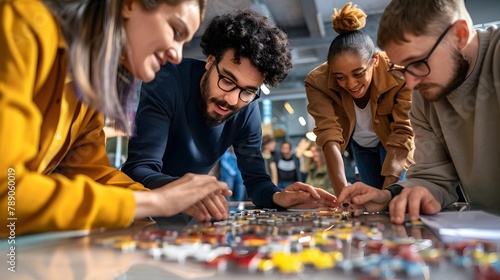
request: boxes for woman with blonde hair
[0,0,232,237]
[305,2,414,196]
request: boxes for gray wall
[467,0,500,25]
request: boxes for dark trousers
[350,140,406,189]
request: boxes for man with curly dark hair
[199,9,291,89]
[123,9,337,222]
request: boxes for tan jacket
[305,52,414,178]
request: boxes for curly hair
[331,2,366,34]
[327,2,375,65]
[200,9,292,87]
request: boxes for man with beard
[122,9,337,222]
[335,0,500,224]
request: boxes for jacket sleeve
[381,80,415,178]
[304,66,345,148]
[55,110,146,192]
[0,1,140,236]
[121,68,180,189]
[398,92,458,207]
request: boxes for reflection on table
[1,208,499,280]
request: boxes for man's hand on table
[183,190,231,222]
[272,182,338,209]
[389,185,441,224]
[336,182,443,224]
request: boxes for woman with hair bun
[305,2,414,196]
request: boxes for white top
[352,104,380,148]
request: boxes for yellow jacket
[305,52,414,178]
[0,0,146,236]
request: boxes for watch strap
[385,184,404,199]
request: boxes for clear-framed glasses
[388,24,453,80]
[214,59,261,103]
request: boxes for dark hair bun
[331,2,367,34]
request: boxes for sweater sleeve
[121,65,180,189]
[233,103,281,208]
[0,1,140,236]
[398,91,459,207]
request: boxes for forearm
[123,165,178,189]
[400,102,460,207]
[381,145,410,178]
[382,82,414,177]
[323,141,348,196]
[133,191,159,219]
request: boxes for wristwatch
[385,184,404,199]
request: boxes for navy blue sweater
[122,58,281,208]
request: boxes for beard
[416,50,469,102]
[199,71,239,127]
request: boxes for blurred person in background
[261,134,278,185]
[305,143,334,195]
[220,146,246,201]
[276,141,301,190]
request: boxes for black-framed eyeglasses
[214,59,261,103]
[388,24,453,80]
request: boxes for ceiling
[183,0,391,100]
